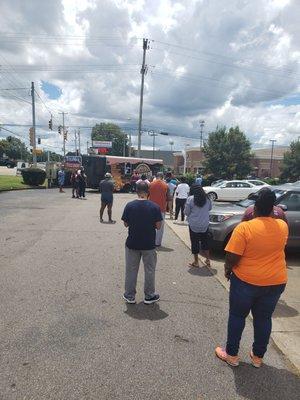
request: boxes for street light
[169,140,174,151]
[148,130,158,159]
[199,120,205,149]
[183,143,190,174]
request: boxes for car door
[220,182,237,200]
[277,191,300,247]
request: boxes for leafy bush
[21,168,46,186]
[262,177,281,185]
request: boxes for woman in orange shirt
[215,189,288,368]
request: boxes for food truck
[82,155,163,191]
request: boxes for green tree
[280,141,300,181]
[91,123,128,156]
[0,136,30,160]
[203,126,252,179]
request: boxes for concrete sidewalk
[165,216,300,372]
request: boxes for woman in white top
[175,176,190,221]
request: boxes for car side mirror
[278,204,288,211]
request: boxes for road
[0,189,299,400]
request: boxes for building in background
[173,145,289,178]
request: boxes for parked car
[203,180,260,201]
[211,179,226,187]
[244,179,270,187]
[208,185,300,250]
[0,158,16,168]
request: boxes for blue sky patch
[41,81,62,99]
[264,94,300,107]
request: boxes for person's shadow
[232,362,300,400]
[124,302,169,321]
[188,266,217,276]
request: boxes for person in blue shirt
[57,166,65,193]
[195,174,203,186]
[122,182,163,305]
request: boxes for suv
[209,185,300,250]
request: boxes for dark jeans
[175,198,186,221]
[226,273,285,358]
[189,227,210,253]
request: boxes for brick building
[173,146,289,178]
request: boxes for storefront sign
[92,141,112,148]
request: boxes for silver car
[209,185,300,250]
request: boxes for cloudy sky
[0,0,299,154]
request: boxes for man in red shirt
[149,172,169,247]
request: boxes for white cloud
[0,0,299,154]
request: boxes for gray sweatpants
[125,246,157,299]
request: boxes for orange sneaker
[215,347,240,367]
[250,351,263,368]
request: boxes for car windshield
[249,181,264,186]
[212,181,225,187]
[236,188,286,208]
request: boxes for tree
[0,136,30,160]
[91,123,128,156]
[203,126,252,179]
[280,141,300,181]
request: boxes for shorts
[101,193,113,205]
[189,227,210,253]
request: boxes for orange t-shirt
[149,180,168,212]
[225,217,288,286]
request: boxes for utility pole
[86,140,89,154]
[148,131,158,159]
[74,130,77,154]
[199,120,205,149]
[123,131,126,157]
[169,140,174,152]
[31,82,37,166]
[269,139,276,178]
[137,38,149,157]
[78,129,81,155]
[59,112,67,158]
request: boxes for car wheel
[207,192,217,201]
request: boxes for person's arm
[156,221,162,230]
[224,252,242,280]
[184,197,191,216]
[121,205,129,227]
[154,207,163,230]
[123,221,129,227]
[99,182,102,193]
[224,223,247,280]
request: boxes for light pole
[127,118,132,157]
[169,140,174,152]
[270,139,277,178]
[148,130,158,159]
[199,120,205,149]
[183,143,190,174]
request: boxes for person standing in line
[70,170,78,198]
[149,172,169,247]
[174,176,190,221]
[122,182,162,304]
[215,189,288,368]
[78,167,87,199]
[184,185,212,267]
[130,170,140,193]
[136,174,150,186]
[195,174,203,186]
[99,172,115,223]
[57,166,65,193]
[166,173,177,219]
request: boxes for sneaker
[122,294,136,304]
[144,294,160,304]
[215,347,240,367]
[250,351,263,368]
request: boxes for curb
[165,218,300,375]
[0,186,46,193]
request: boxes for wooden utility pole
[31,82,37,166]
[137,38,149,157]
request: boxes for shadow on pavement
[232,362,300,400]
[273,300,299,318]
[156,246,174,252]
[188,266,217,276]
[124,302,169,321]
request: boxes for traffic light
[37,137,41,145]
[64,130,68,141]
[29,127,34,146]
[48,118,53,130]
[58,125,62,134]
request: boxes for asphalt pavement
[0,189,299,400]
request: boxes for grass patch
[0,175,35,191]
